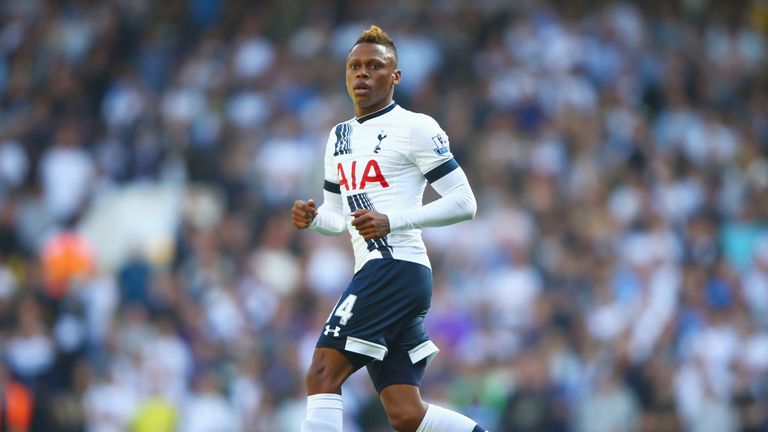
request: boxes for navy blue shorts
[316,259,439,392]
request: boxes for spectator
[0,363,34,432]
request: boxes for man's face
[346,43,400,116]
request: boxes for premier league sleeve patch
[431,133,450,156]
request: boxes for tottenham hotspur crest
[432,133,450,155]
[374,131,387,154]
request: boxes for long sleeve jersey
[311,102,477,272]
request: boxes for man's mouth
[353,83,370,94]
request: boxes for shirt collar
[356,102,397,124]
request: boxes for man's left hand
[351,209,391,241]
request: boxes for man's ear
[393,68,401,85]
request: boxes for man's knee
[305,360,343,393]
[305,348,356,394]
[380,384,428,431]
[386,404,426,432]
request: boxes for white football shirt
[311,102,475,272]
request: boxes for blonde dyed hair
[353,25,397,62]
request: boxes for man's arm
[293,127,347,236]
[291,188,346,236]
[380,113,477,232]
[387,167,476,231]
[310,188,346,235]
[350,167,476,241]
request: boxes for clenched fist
[351,209,390,241]
[291,199,318,229]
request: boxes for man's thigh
[366,315,438,393]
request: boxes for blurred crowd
[1,0,768,431]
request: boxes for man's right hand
[291,199,318,229]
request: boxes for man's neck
[355,101,395,121]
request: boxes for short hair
[353,25,397,62]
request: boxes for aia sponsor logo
[337,159,389,191]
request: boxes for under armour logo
[324,325,341,337]
[374,131,387,153]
